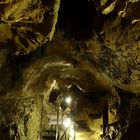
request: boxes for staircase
[40,130,56,140]
[39,96,73,140]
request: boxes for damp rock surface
[0,0,140,140]
[0,0,60,55]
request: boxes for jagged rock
[0,0,140,140]
[0,97,42,140]
[0,0,60,55]
[95,18,140,94]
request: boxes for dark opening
[58,0,105,40]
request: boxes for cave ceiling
[0,0,140,140]
[0,0,139,94]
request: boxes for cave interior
[0,0,140,140]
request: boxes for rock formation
[0,0,60,54]
[0,0,140,140]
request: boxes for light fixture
[63,118,71,128]
[65,96,72,104]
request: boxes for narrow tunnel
[0,0,140,140]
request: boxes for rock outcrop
[0,0,60,55]
[0,0,140,140]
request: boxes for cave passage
[58,0,105,40]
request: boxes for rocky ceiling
[0,0,140,140]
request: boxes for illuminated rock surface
[0,0,60,54]
[0,0,140,140]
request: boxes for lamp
[65,96,72,104]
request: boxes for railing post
[56,105,60,140]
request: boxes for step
[42,135,55,140]
[40,130,56,140]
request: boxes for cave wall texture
[0,0,140,140]
[0,0,60,54]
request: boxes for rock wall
[0,96,42,140]
[0,0,140,140]
[0,0,60,55]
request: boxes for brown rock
[0,0,60,55]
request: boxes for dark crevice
[58,0,105,40]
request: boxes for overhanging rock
[0,0,60,55]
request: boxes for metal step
[42,135,55,140]
[40,130,56,140]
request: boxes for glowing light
[63,118,71,128]
[70,125,75,138]
[65,96,72,104]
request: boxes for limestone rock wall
[0,0,60,55]
[0,97,42,140]
[0,0,140,140]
